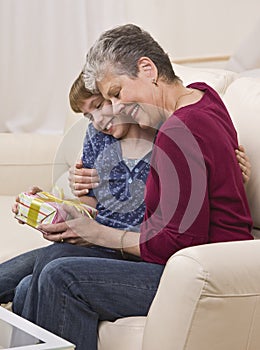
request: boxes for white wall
[1,0,259,134]
[125,0,260,60]
[0,0,127,134]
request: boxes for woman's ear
[138,57,158,80]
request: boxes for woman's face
[97,70,163,129]
[80,95,133,139]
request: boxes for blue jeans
[17,243,132,320]
[19,244,164,350]
[12,274,32,315]
[0,248,41,304]
[10,243,133,314]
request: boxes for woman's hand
[38,204,100,246]
[42,222,91,246]
[68,160,100,197]
[235,145,251,184]
[39,204,141,256]
[12,185,42,223]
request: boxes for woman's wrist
[117,230,141,257]
[96,225,141,257]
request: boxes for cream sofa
[0,64,260,350]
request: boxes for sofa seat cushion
[98,317,145,350]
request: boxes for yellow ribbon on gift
[26,195,52,227]
[27,191,96,227]
[39,192,97,217]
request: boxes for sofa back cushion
[223,77,260,229]
[53,117,89,198]
[172,63,237,96]
[0,133,61,195]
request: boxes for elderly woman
[18,24,253,350]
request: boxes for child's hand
[28,185,43,195]
[68,160,100,197]
[235,145,251,184]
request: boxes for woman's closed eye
[108,87,120,100]
[114,91,120,99]
[96,103,102,110]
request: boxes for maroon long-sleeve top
[140,82,253,265]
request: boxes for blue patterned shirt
[82,123,152,232]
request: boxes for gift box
[15,191,98,228]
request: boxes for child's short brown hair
[69,72,94,113]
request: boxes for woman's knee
[38,257,73,288]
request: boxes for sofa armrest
[142,240,260,350]
[0,133,62,195]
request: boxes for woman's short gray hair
[83,24,179,93]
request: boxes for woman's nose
[93,109,103,122]
[101,102,113,117]
[92,109,105,130]
[111,101,125,116]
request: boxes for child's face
[81,95,135,139]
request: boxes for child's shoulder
[87,123,117,149]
